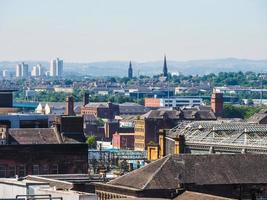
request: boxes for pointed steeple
[163,55,168,77]
[128,61,133,79]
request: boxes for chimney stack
[65,96,75,116]
[83,92,89,106]
[211,90,224,117]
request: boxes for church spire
[163,55,168,77]
[128,61,133,79]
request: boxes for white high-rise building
[31,66,37,76]
[22,62,29,78]
[16,64,22,77]
[2,70,9,78]
[50,58,63,77]
[31,64,42,77]
[36,64,42,76]
[16,62,29,78]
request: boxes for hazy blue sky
[0,0,267,62]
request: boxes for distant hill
[0,58,266,77]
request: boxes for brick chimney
[65,96,75,116]
[211,90,224,117]
[83,92,89,106]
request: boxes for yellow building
[134,119,145,151]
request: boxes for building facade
[50,58,63,77]
[16,62,28,78]
[144,97,203,108]
[0,144,88,177]
[95,154,267,199]
[134,109,216,151]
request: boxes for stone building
[134,108,216,152]
[94,154,267,199]
[81,102,119,120]
[0,115,87,178]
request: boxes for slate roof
[84,102,110,108]
[174,191,236,200]
[247,109,267,124]
[119,103,150,115]
[9,128,61,144]
[8,128,85,144]
[140,109,216,120]
[100,154,267,191]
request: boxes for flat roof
[0,89,18,92]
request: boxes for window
[0,164,6,177]
[7,166,16,177]
[42,165,49,175]
[176,100,190,103]
[51,164,58,174]
[32,165,39,175]
[17,165,26,177]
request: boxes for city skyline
[0,0,266,62]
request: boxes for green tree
[86,135,96,149]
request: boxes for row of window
[164,100,201,103]
[0,164,59,178]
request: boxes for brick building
[81,102,119,120]
[0,144,88,177]
[134,108,216,151]
[95,154,267,199]
[112,132,135,150]
[0,115,87,178]
[211,91,224,117]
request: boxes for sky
[0,0,267,62]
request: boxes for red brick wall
[144,98,161,107]
[211,93,223,117]
[112,133,121,149]
[0,144,88,177]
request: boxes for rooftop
[168,121,267,149]
[97,154,267,191]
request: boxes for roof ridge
[108,155,170,186]
[142,155,172,190]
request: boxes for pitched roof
[140,109,216,120]
[102,154,267,191]
[168,121,267,148]
[246,109,267,124]
[119,103,150,115]
[174,191,236,200]
[8,128,85,144]
[9,128,60,144]
[108,156,171,190]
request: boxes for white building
[2,70,9,78]
[16,62,28,78]
[160,97,203,107]
[16,64,22,77]
[0,177,96,200]
[31,64,42,77]
[50,58,63,77]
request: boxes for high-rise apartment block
[31,64,42,77]
[50,58,63,77]
[2,70,9,78]
[16,62,28,78]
